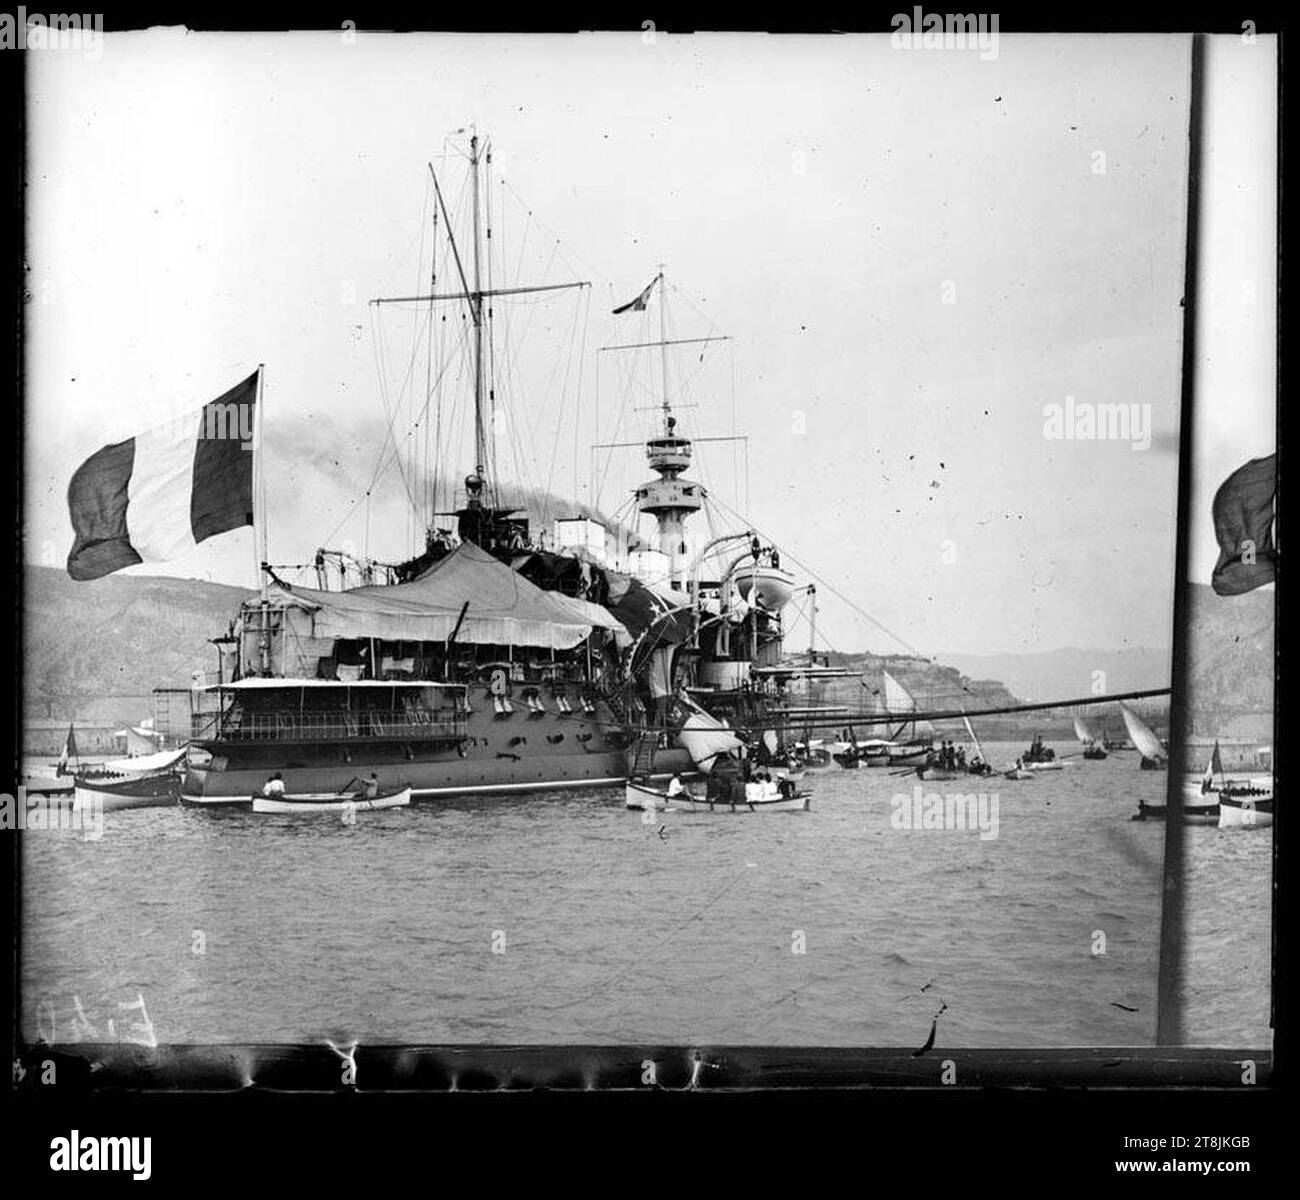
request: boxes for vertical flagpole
[1157,32,1205,1049]
[255,363,267,597]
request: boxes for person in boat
[362,773,379,800]
[778,776,796,800]
[956,746,967,770]
[262,772,285,799]
[668,773,693,801]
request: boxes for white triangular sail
[1118,703,1166,762]
[882,671,916,714]
[962,714,985,763]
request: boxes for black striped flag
[66,371,259,581]
[1210,454,1276,596]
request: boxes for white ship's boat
[1218,790,1274,829]
[732,564,797,612]
[625,779,809,812]
[1025,760,1066,772]
[254,785,412,814]
[83,746,189,784]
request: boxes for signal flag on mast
[612,275,659,315]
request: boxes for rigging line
[320,318,472,551]
[573,284,591,505]
[707,489,925,658]
[540,295,586,527]
[497,174,612,286]
[594,348,644,508]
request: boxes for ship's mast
[370,131,590,536]
[470,135,486,489]
[658,265,670,430]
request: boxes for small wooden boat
[625,779,809,812]
[1132,798,1220,823]
[74,772,182,812]
[1074,716,1109,759]
[916,767,964,781]
[1003,768,1033,780]
[832,748,861,769]
[253,785,412,814]
[885,743,930,765]
[1025,760,1065,772]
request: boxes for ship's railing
[191,709,466,744]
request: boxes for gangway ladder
[628,729,659,782]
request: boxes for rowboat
[74,772,182,812]
[1132,798,1220,823]
[625,779,809,812]
[885,743,930,765]
[1025,760,1065,772]
[253,785,412,814]
[915,767,965,781]
[1003,768,1033,780]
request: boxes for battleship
[175,132,831,804]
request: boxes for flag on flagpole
[1201,739,1224,793]
[1211,454,1276,596]
[612,275,659,315]
[56,724,77,775]
[66,372,259,581]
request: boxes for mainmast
[470,135,486,493]
[370,130,589,555]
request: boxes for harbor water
[20,743,1271,1049]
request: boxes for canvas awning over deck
[263,541,629,651]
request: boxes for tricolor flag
[1201,739,1223,794]
[612,275,659,315]
[66,372,259,581]
[56,724,77,775]
[1210,454,1276,596]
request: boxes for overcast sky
[24,31,1276,657]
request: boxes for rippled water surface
[20,744,1271,1048]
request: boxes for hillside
[1183,582,1275,740]
[23,566,253,725]
[941,646,1173,705]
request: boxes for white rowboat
[253,786,412,814]
[625,779,809,812]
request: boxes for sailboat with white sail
[1118,702,1168,771]
[882,671,932,764]
[1073,714,1109,760]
